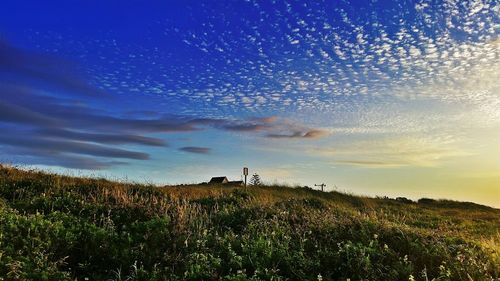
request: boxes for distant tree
[249,173,261,186]
[418,198,436,204]
[396,197,414,204]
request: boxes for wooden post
[243,167,248,189]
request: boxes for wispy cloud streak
[179,146,211,154]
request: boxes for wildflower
[317,273,323,281]
[409,274,415,281]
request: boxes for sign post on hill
[243,167,248,189]
[315,183,326,192]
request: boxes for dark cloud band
[179,146,211,154]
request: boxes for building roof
[228,180,244,185]
[209,176,228,183]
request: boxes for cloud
[311,135,472,168]
[266,132,306,138]
[0,83,313,137]
[0,40,166,169]
[222,123,267,132]
[267,129,328,139]
[152,0,498,128]
[179,146,211,154]
[0,134,149,160]
[0,100,61,127]
[0,40,106,98]
[250,116,278,123]
[334,160,406,168]
[1,147,128,170]
[303,129,329,139]
[37,129,167,146]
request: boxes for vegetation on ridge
[0,165,498,280]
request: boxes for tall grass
[0,165,498,280]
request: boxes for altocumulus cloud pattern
[0,0,498,175]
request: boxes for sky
[0,0,499,207]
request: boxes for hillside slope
[0,165,498,280]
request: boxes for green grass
[0,165,498,280]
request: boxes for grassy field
[0,165,498,280]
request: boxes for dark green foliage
[0,166,498,280]
[418,198,436,204]
[249,174,261,186]
[396,197,414,204]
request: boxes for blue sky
[0,0,499,206]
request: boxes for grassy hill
[0,165,498,280]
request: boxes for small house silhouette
[208,177,244,186]
[228,180,244,186]
[209,176,228,184]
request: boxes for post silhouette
[243,167,248,189]
[315,183,326,192]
